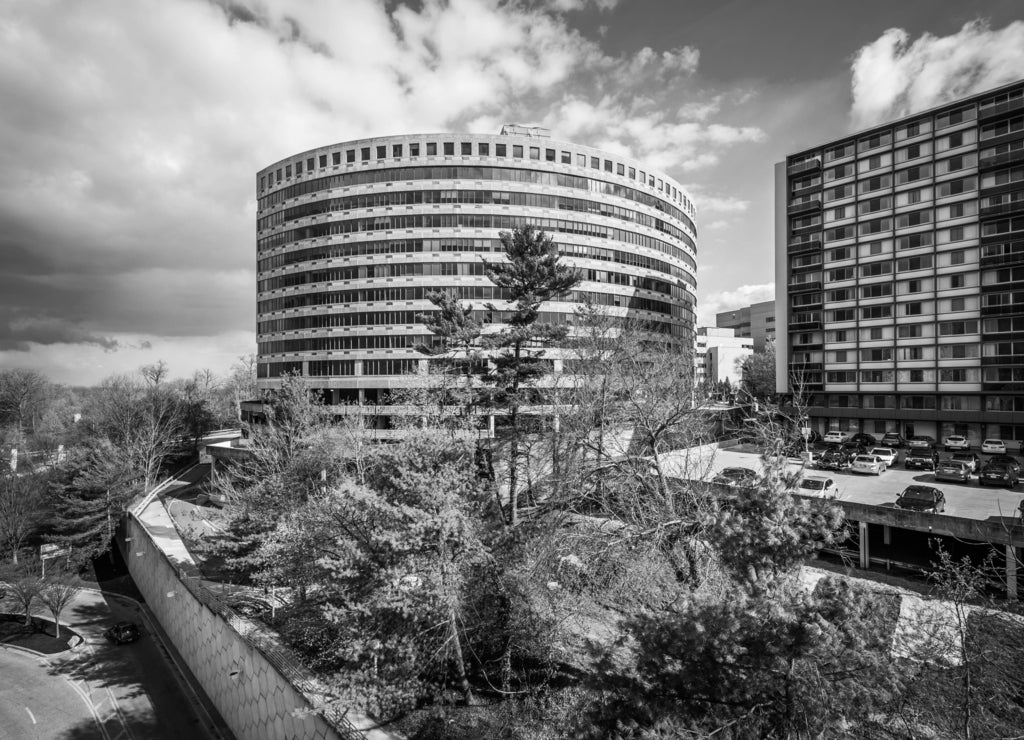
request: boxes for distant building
[695,327,753,387]
[716,299,775,351]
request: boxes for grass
[0,613,80,654]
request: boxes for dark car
[934,460,971,484]
[987,455,1022,476]
[841,442,869,457]
[907,435,937,449]
[712,467,759,488]
[895,485,945,513]
[904,449,938,471]
[949,452,981,473]
[818,449,851,471]
[880,432,905,448]
[979,462,1020,488]
[104,622,141,645]
[849,433,877,447]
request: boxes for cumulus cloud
[850,20,1024,129]
[697,283,775,327]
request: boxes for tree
[416,289,485,429]
[0,470,47,563]
[38,571,82,640]
[1,560,43,625]
[227,354,258,423]
[139,359,169,388]
[480,226,580,526]
[739,343,776,401]
[0,368,49,437]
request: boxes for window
[561,151,571,164]
[833,350,848,362]
[579,154,588,167]
[828,247,854,262]
[861,348,892,362]
[427,142,438,155]
[950,274,965,289]
[860,261,892,277]
[829,308,856,322]
[513,145,524,158]
[897,254,933,271]
[898,324,924,338]
[319,154,328,168]
[828,289,853,301]
[358,148,369,162]
[938,320,978,336]
[950,297,966,311]
[831,330,848,342]
[868,327,884,340]
[306,157,314,171]
[950,249,966,265]
[530,147,540,160]
[939,368,978,383]
[495,143,506,157]
[628,166,636,179]
[604,159,613,172]
[546,149,557,162]
[590,156,600,169]
[295,161,303,175]
[376,145,386,159]
[861,305,892,319]
[441,142,453,155]
[903,302,923,316]
[902,396,937,410]
[940,344,979,359]
[861,283,892,298]
[861,370,894,383]
[409,143,420,156]
[907,279,922,293]
[826,371,857,383]
[936,176,977,197]
[901,346,924,360]
[390,144,401,158]
[478,143,489,156]
[896,233,934,250]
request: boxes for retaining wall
[124,512,378,740]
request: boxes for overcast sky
[2,0,1024,385]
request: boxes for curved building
[255,126,697,419]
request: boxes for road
[1,587,225,740]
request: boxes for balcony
[981,242,1024,267]
[789,280,822,294]
[787,197,822,216]
[980,199,1024,219]
[788,236,822,254]
[979,148,1024,170]
[788,157,822,175]
[979,95,1024,121]
[788,319,822,332]
[982,355,1024,366]
[981,304,1024,317]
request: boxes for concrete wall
[125,515,363,740]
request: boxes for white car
[795,475,839,498]
[823,431,849,444]
[982,439,1007,455]
[850,454,885,475]
[943,435,971,451]
[870,447,898,467]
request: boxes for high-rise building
[256,127,697,429]
[775,80,1024,447]
[715,299,776,351]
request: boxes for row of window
[256,213,698,272]
[258,286,685,319]
[261,141,694,214]
[256,236,693,286]
[257,262,679,300]
[820,176,977,206]
[258,358,421,378]
[257,165,694,232]
[822,394,1024,412]
[257,188,686,238]
[824,368,986,383]
[257,309,681,337]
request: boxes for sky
[1,0,1024,385]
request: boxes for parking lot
[664,444,1024,521]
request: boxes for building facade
[715,299,775,351]
[256,127,697,426]
[775,80,1024,447]
[695,327,753,387]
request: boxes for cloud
[697,283,775,327]
[850,20,1024,129]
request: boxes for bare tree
[38,574,82,640]
[228,354,258,423]
[0,368,49,437]
[1,562,43,625]
[0,471,46,564]
[139,359,169,387]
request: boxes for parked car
[907,435,937,449]
[949,452,981,473]
[988,455,1022,475]
[935,460,972,483]
[981,438,1007,455]
[712,467,759,488]
[795,475,839,498]
[895,485,945,514]
[850,454,886,475]
[841,442,869,457]
[979,462,1020,488]
[104,622,141,645]
[823,430,849,444]
[849,432,878,447]
[870,447,899,467]
[818,449,851,471]
[943,435,971,451]
[880,432,905,448]
[801,448,824,466]
[904,449,938,471]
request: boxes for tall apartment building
[256,127,697,428]
[716,299,776,351]
[776,80,1024,446]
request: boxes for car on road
[981,438,1007,455]
[850,454,886,475]
[895,485,945,514]
[823,430,849,444]
[104,622,141,645]
[795,475,839,498]
[949,452,981,473]
[904,449,938,471]
[907,435,937,449]
[934,460,972,483]
[712,467,759,488]
[880,432,905,448]
[987,455,1022,476]
[979,462,1020,488]
[870,447,899,467]
[942,435,971,451]
[849,433,877,447]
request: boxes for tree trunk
[449,607,473,705]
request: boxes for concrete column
[883,525,891,546]
[1007,545,1018,601]
[858,521,870,569]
